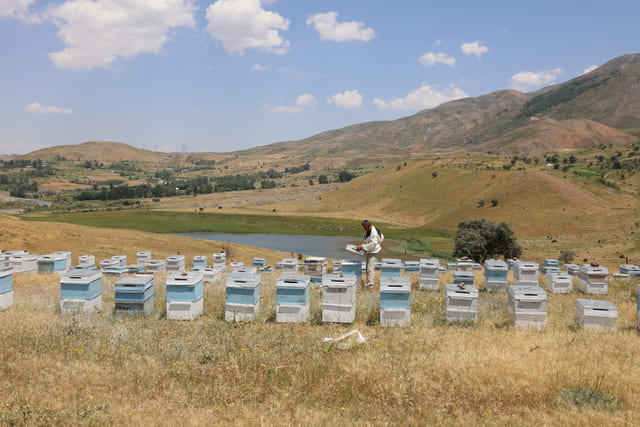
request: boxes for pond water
[173,232,363,260]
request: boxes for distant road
[0,192,52,206]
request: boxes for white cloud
[24,102,72,115]
[418,52,456,68]
[206,0,290,55]
[0,0,36,21]
[306,11,374,42]
[373,84,467,111]
[582,65,598,75]
[509,68,563,91]
[326,90,363,108]
[461,41,488,59]
[47,0,196,71]
[263,93,315,113]
[252,63,269,71]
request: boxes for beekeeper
[356,219,384,288]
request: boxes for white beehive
[229,261,244,270]
[508,285,547,329]
[305,257,327,284]
[276,274,311,323]
[380,277,411,327]
[445,284,478,323]
[112,255,127,266]
[233,266,257,274]
[191,266,223,284]
[136,251,151,266]
[166,271,204,320]
[513,262,539,286]
[0,267,14,310]
[78,255,95,267]
[576,298,617,332]
[578,264,608,294]
[322,274,357,323]
[10,254,38,273]
[419,258,441,290]
[545,272,572,294]
[225,273,261,321]
[145,259,166,273]
[456,258,474,271]
[403,261,420,273]
[213,253,226,272]
[166,255,185,272]
[0,254,9,269]
[637,284,640,330]
[619,264,640,279]
[281,258,299,274]
[99,258,119,269]
[483,259,508,291]
[59,270,103,313]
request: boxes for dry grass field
[1,216,640,425]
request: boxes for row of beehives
[0,265,635,332]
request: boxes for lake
[173,232,362,260]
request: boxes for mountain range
[19,53,640,167]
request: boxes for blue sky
[1,0,639,155]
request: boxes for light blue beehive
[380,258,402,278]
[341,260,362,285]
[38,253,68,274]
[193,255,207,268]
[115,275,154,315]
[564,263,580,275]
[453,271,475,287]
[380,276,411,327]
[541,259,560,274]
[484,259,508,291]
[252,257,266,267]
[403,261,420,273]
[166,271,204,320]
[276,274,310,323]
[0,267,14,310]
[225,273,261,321]
[60,270,103,313]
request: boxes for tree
[338,170,354,182]
[318,174,328,184]
[453,219,522,263]
[558,250,575,264]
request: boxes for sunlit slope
[293,159,639,238]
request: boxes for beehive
[545,272,572,293]
[456,258,474,271]
[508,285,547,329]
[513,262,539,286]
[252,257,266,267]
[445,284,478,323]
[403,261,420,273]
[115,275,154,315]
[322,274,357,323]
[576,298,617,332]
[225,273,261,321]
[578,264,608,295]
[233,266,257,274]
[38,253,69,274]
[60,270,103,313]
[453,271,474,287]
[276,274,311,323]
[213,253,226,272]
[483,259,508,291]
[380,258,402,278]
[99,258,119,270]
[78,255,95,267]
[619,264,640,279]
[304,257,327,283]
[145,259,166,273]
[166,255,185,272]
[0,254,8,269]
[191,266,223,284]
[136,251,151,266]
[540,259,560,274]
[0,267,14,310]
[281,258,299,274]
[341,260,362,285]
[380,277,411,327]
[419,258,441,290]
[10,254,38,273]
[564,264,580,275]
[193,255,207,268]
[166,272,204,320]
[112,255,127,267]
